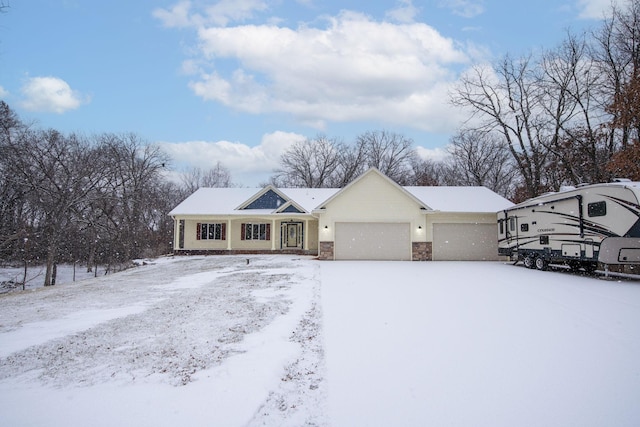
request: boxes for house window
[242,223,271,240]
[197,223,226,240]
[588,201,606,217]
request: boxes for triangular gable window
[243,189,287,210]
[280,204,304,213]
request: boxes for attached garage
[432,223,498,261]
[313,168,514,261]
[334,222,411,261]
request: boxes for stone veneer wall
[318,241,334,260]
[412,242,432,261]
[318,241,430,261]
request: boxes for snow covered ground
[0,256,639,426]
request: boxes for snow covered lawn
[322,262,640,426]
[0,256,325,426]
[0,256,639,426]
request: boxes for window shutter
[196,223,201,240]
[266,223,271,240]
[221,223,226,240]
[241,223,246,240]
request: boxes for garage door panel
[335,222,410,261]
[433,223,497,261]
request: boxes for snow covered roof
[405,186,514,212]
[169,187,340,216]
[169,188,255,216]
[170,184,513,216]
[278,188,341,212]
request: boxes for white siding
[318,169,425,243]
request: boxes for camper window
[521,223,529,232]
[588,201,606,217]
[499,220,504,234]
[509,217,515,231]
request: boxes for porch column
[271,219,276,250]
[304,219,309,250]
[227,219,232,250]
[171,218,176,250]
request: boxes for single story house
[169,168,514,261]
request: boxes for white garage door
[433,223,498,261]
[335,222,411,261]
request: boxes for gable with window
[243,189,287,210]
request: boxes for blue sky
[0,0,611,185]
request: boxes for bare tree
[180,162,233,194]
[357,130,416,185]
[452,55,552,199]
[272,131,419,188]
[538,31,612,186]
[451,1,640,199]
[3,129,109,286]
[408,156,446,186]
[0,105,180,281]
[0,102,29,258]
[445,129,516,197]
[329,137,368,187]
[592,0,640,151]
[273,135,342,187]
[94,133,169,263]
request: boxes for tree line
[0,102,235,286]
[268,129,517,198]
[452,0,640,200]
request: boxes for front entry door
[286,223,299,247]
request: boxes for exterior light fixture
[418,225,422,229]
[324,225,328,229]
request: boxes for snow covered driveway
[321,261,640,427]
[0,256,639,426]
[0,256,325,426]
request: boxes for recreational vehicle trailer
[497,180,640,272]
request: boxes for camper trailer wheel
[535,257,548,271]
[523,255,535,269]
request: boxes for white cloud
[438,0,485,18]
[416,146,449,162]
[203,0,268,26]
[576,0,614,19]
[386,0,420,23]
[156,131,306,186]
[153,0,268,28]
[0,86,8,98]
[20,76,87,113]
[181,10,471,132]
[153,0,194,28]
